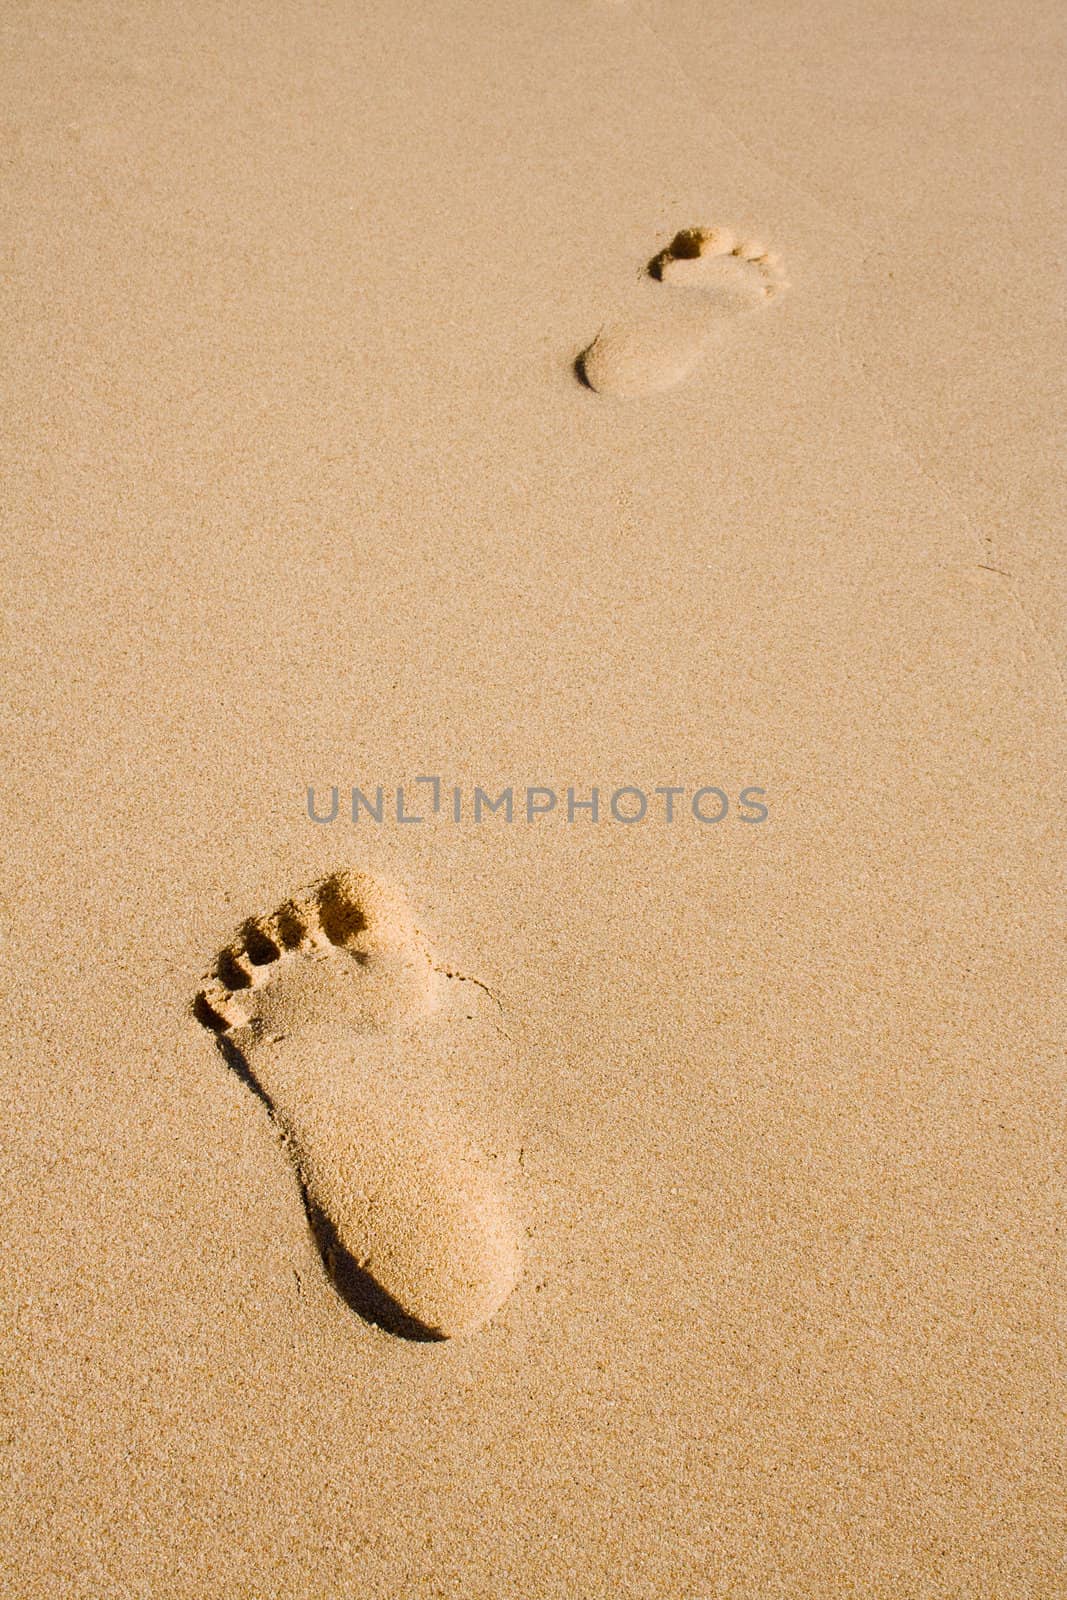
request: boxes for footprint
[193,870,520,1341]
[577,225,789,398]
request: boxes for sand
[1,1,1063,1596]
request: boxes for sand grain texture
[0,0,1063,1597]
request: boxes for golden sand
[1,1,1062,1595]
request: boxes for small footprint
[194,870,520,1341]
[577,225,789,398]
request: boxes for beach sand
[1,2,1063,1595]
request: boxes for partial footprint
[577,225,789,399]
[576,304,717,400]
[194,870,520,1340]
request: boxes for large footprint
[577,225,789,398]
[193,870,520,1340]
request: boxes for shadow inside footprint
[208,1027,446,1341]
[648,225,710,278]
[573,350,597,390]
[193,869,520,1342]
[305,1199,446,1342]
